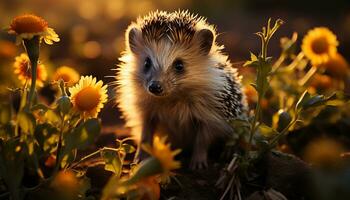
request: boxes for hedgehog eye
[144,57,152,72]
[173,59,184,73]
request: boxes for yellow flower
[321,53,349,79]
[8,14,60,45]
[142,136,181,172]
[69,76,108,118]
[136,176,160,200]
[51,170,80,198]
[13,53,47,87]
[53,66,80,87]
[302,27,338,65]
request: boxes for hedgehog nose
[148,81,163,95]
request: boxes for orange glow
[10,14,48,34]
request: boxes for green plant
[0,14,178,200]
[217,18,347,200]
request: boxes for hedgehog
[115,10,247,169]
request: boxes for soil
[84,128,313,200]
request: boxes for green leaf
[255,59,272,98]
[25,135,36,155]
[265,56,273,64]
[121,143,136,154]
[124,157,162,185]
[56,95,72,116]
[302,95,325,108]
[60,150,76,168]
[228,118,251,137]
[101,150,122,176]
[324,93,346,106]
[23,135,40,169]
[35,123,59,153]
[325,100,344,106]
[18,110,36,134]
[250,83,258,92]
[244,52,260,67]
[229,118,251,127]
[31,103,49,113]
[258,124,278,138]
[19,89,28,111]
[296,91,337,111]
[101,176,121,200]
[45,109,61,126]
[296,90,310,111]
[276,110,292,132]
[64,118,101,153]
[250,52,258,61]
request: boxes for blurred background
[0,0,350,125]
[1,1,350,199]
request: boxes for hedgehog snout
[148,81,163,95]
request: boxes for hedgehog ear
[195,29,214,55]
[126,27,142,54]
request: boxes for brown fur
[115,11,246,169]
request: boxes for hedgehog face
[138,48,186,97]
[126,26,215,98]
[120,11,219,99]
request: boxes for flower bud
[57,95,71,116]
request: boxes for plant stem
[219,175,235,200]
[248,99,261,147]
[298,65,317,86]
[269,114,299,148]
[23,37,40,108]
[54,118,65,173]
[272,54,286,72]
[69,147,119,169]
[262,41,268,60]
[69,149,102,169]
[247,19,283,150]
[287,52,305,71]
[27,61,37,107]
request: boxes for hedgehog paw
[190,153,208,170]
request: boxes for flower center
[311,37,329,54]
[75,86,100,111]
[10,15,48,34]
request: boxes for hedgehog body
[115,11,247,169]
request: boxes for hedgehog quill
[115,10,247,169]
